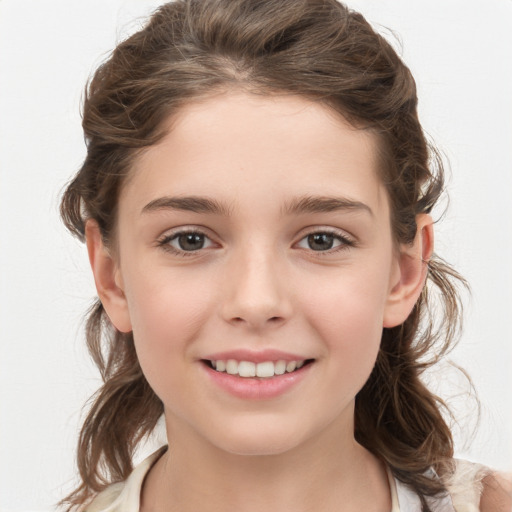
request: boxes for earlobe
[383,214,434,328]
[85,220,132,333]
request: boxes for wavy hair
[60,1,466,510]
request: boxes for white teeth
[226,359,238,375]
[238,361,256,377]
[286,361,297,373]
[274,360,286,375]
[209,359,307,377]
[256,361,274,378]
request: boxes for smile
[202,357,315,400]
[207,359,313,378]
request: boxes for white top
[84,447,485,512]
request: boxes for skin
[87,92,433,512]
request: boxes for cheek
[125,262,213,331]
[311,291,383,362]
[122,267,214,389]
[300,263,391,383]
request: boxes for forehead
[123,92,388,218]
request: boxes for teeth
[238,361,256,377]
[226,359,238,375]
[286,361,297,372]
[209,359,307,378]
[274,360,286,375]
[256,361,274,378]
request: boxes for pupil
[179,233,204,251]
[308,233,334,251]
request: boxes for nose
[220,245,292,331]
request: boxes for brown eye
[307,233,335,251]
[296,230,354,253]
[160,230,215,254]
[174,233,207,251]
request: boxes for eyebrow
[141,194,373,217]
[283,195,373,217]
[141,196,231,216]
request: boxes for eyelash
[157,228,215,257]
[295,229,356,254]
[156,227,356,257]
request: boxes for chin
[204,416,312,457]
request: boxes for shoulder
[83,482,125,512]
[83,446,167,512]
[446,460,511,512]
[479,472,512,512]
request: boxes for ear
[383,214,433,328]
[85,220,132,333]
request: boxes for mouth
[202,358,315,378]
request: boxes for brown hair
[60,1,466,510]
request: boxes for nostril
[231,316,282,323]
[226,311,288,328]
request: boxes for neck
[141,410,391,512]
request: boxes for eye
[296,230,354,252]
[158,230,215,254]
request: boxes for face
[99,92,418,456]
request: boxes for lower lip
[202,362,313,400]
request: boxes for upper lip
[202,349,311,363]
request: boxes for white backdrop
[0,1,511,511]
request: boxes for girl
[58,1,510,511]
